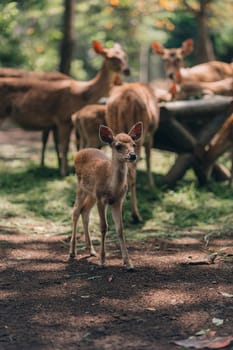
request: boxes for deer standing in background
[69,122,143,270]
[106,82,160,223]
[152,39,233,83]
[0,41,130,176]
[72,104,106,149]
[0,67,70,167]
[203,113,233,187]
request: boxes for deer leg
[229,150,233,187]
[69,200,82,259]
[70,191,86,258]
[57,121,73,177]
[97,202,108,267]
[52,126,62,169]
[111,203,133,270]
[144,137,154,188]
[81,196,98,256]
[128,163,142,223]
[41,128,50,167]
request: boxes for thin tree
[59,0,75,75]
[183,0,215,63]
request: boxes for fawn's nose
[128,153,137,162]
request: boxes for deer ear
[151,41,165,55]
[92,41,105,55]
[99,125,114,144]
[181,39,194,56]
[128,122,143,141]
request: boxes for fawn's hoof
[126,266,136,272]
[90,249,98,257]
[69,252,76,260]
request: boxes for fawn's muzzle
[128,153,137,162]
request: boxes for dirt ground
[0,128,233,350]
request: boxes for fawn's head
[152,39,193,82]
[92,41,130,76]
[99,122,143,163]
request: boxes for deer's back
[183,61,233,82]
[106,83,159,138]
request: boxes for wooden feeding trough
[154,96,233,186]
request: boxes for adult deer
[0,41,130,176]
[69,122,143,270]
[175,77,233,100]
[106,82,160,223]
[0,67,70,167]
[152,39,233,83]
[72,104,106,149]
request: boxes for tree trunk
[194,0,215,63]
[59,0,75,75]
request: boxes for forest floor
[0,128,233,350]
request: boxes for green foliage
[0,0,232,78]
[0,2,26,66]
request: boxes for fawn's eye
[115,143,122,151]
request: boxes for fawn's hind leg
[81,196,97,256]
[69,191,87,258]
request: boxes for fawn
[69,122,143,269]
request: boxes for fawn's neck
[110,153,128,194]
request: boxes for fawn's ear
[99,125,114,144]
[128,122,143,141]
[181,39,193,56]
[151,41,165,56]
[92,41,105,55]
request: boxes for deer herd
[1,39,232,269]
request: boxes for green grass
[0,142,233,243]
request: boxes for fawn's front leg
[111,203,134,270]
[97,202,108,267]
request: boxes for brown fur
[69,123,142,269]
[152,39,233,83]
[0,68,71,167]
[106,82,160,222]
[0,41,130,176]
[175,78,233,99]
[72,104,106,149]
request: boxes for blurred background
[1,0,233,83]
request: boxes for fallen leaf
[220,292,233,298]
[173,334,233,349]
[212,318,224,326]
[108,275,113,282]
[195,329,211,336]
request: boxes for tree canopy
[0,0,232,80]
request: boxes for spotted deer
[0,41,130,176]
[69,122,143,270]
[152,39,233,83]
